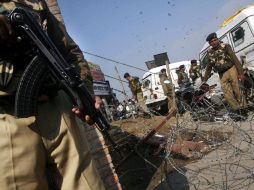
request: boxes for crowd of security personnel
[124,32,250,121]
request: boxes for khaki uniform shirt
[129,76,141,96]
[189,65,201,82]
[204,42,243,81]
[178,71,190,87]
[0,0,94,99]
[159,72,172,96]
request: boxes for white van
[142,61,191,111]
[199,5,254,82]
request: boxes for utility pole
[114,66,127,97]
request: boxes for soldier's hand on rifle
[238,74,246,81]
[94,95,103,109]
[72,96,103,123]
[0,14,14,43]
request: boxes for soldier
[124,72,149,113]
[203,32,247,119]
[189,59,202,86]
[0,1,105,189]
[159,68,177,113]
[177,64,191,88]
[175,67,180,78]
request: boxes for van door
[229,21,254,70]
[142,69,168,107]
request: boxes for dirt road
[110,111,254,190]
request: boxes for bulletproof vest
[179,72,189,83]
[208,43,234,73]
[129,77,141,93]
[178,72,191,89]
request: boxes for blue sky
[57,0,253,99]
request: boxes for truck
[141,61,191,112]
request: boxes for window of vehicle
[231,26,245,47]
[142,79,150,88]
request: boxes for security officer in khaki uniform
[124,72,149,113]
[0,0,105,189]
[189,59,202,85]
[177,65,191,88]
[159,68,177,113]
[203,32,247,118]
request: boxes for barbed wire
[110,80,254,190]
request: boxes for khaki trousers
[220,66,246,110]
[168,96,177,114]
[137,92,148,112]
[165,84,177,114]
[0,91,105,190]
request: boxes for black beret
[124,72,130,78]
[191,59,197,64]
[179,65,185,70]
[206,32,217,42]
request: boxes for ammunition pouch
[214,61,234,74]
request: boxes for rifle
[8,8,119,152]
